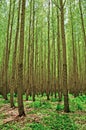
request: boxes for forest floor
[0,94,86,130]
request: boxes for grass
[0,94,86,130]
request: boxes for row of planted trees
[0,0,86,116]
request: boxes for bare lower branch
[63,0,66,7]
[52,0,61,10]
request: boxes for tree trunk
[32,0,35,101]
[79,0,86,86]
[47,0,50,100]
[57,1,62,101]
[9,0,16,108]
[17,0,26,116]
[26,0,32,100]
[60,0,69,112]
[4,0,12,100]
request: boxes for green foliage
[7,93,10,96]
[56,103,64,111]
[28,123,48,130]
[78,95,86,103]
[0,99,4,107]
[0,123,20,130]
[14,93,17,97]
[0,95,3,98]
[28,96,33,101]
[77,103,83,110]
[0,99,10,106]
[0,113,5,119]
[0,94,86,130]
[43,114,77,130]
[3,100,10,104]
[43,93,46,96]
[41,101,51,109]
[51,97,58,102]
[69,95,86,111]
[29,101,41,108]
[33,101,41,108]
[29,101,52,109]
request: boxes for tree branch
[63,0,66,7]
[52,0,61,10]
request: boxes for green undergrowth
[0,98,10,108]
[24,123,48,130]
[0,123,20,130]
[43,113,77,130]
[29,100,52,109]
[56,103,64,111]
[0,94,86,130]
[69,95,86,111]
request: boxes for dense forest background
[0,0,86,129]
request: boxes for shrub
[56,103,64,111]
[41,101,51,109]
[51,98,58,102]
[29,101,52,109]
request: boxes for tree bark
[17,0,26,116]
[47,0,51,100]
[60,0,69,112]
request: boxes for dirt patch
[0,103,42,125]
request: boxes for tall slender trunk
[57,1,62,101]
[32,0,35,101]
[70,2,78,97]
[60,0,69,112]
[35,19,38,95]
[79,0,86,86]
[26,0,32,100]
[51,2,56,98]
[47,0,50,100]
[11,0,21,106]
[4,0,12,100]
[9,0,16,107]
[17,0,26,116]
[40,30,44,96]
